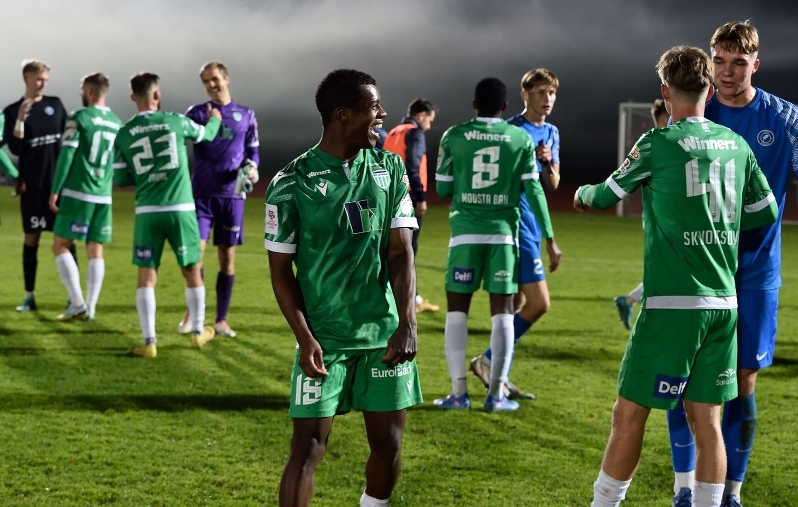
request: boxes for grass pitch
[0,190,796,506]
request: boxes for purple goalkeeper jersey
[185,100,260,198]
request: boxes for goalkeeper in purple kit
[180,61,260,338]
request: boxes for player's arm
[576,135,651,211]
[521,141,561,271]
[50,116,80,212]
[112,144,135,188]
[740,154,778,231]
[0,115,18,179]
[434,131,453,198]
[404,128,426,204]
[184,105,221,143]
[245,111,261,167]
[3,107,23,156]
[538,127,561,190]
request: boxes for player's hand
[414,201,427,217]
[207,103,222,121]
[13,179,26,197]
[573,186,588,212]
[535,143,552,163]
[49,193,59,213]
[546,238,562,273]
[17,99,34,121]
[297,337,328,378]
[382,322,417,366]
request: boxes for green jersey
[435,117,554,247]
[264,146,417,351]
[113,111,220,213]
[0,114,19,179]
[52,106,122,203]
[578,117,778,309]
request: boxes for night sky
[2,0,796,185]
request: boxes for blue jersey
[507,114,560,243]
[705,89,798,290]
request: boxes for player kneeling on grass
[112,72,221,358]
[266,69,421,507]
[576,46,778,507]
[49,73,122,322]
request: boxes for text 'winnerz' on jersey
[112,110,220,214]
[435,117,554,248]
[578,117,778,309]
[52,106,123,204]
[264,146,417,351]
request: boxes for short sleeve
[606,132,654,198]
[387,155,418,229]
[265,171,300,253]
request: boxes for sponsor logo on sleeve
[265,204,279,235]
[134,246,153,260]
[653,374,688,399]
[453,267,475,284]
[400,194,413,216]
[402,174,410,188]
[69,222,89,236]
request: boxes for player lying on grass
[576,45,778,507]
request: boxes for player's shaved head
[315,69,377,126]
[711,20,759,56]
[82,73,110,97]
[474,77,507,116]
[130,72,160,98]
[200,61,228,78]
[21,59,50,76]
[521,68,559,91]
[656,46,713,102]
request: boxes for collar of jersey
[311,146,364,170]
[710,87,762,113]
[137,110,158,116]
[475,116,504,123]
[684,116,708,123]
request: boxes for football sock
[722,392,756,482]
[674,471,695,495]
[23,244,38,293]
[360,491,390,507]
[483,313,532,361]
[55,253,85,307]
[724,479,742,499]
[135,287,156,344]
[444,311,468,397]
[591,469,631,507]
[86,259,105,317]
[693,481,724,507]
[488,313,514,399]
[668,399,696,492]
[216,272,234,323]
[628,282,643,304]
[185,286,206,333]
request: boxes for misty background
[2,0,796,188]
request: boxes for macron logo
[316,181,328,196]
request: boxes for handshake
[235,159,260,194]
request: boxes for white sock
[674,470,695,494]
[488,313,514,398]
[86,258,105,317]
[444,311,468,397]
[185,286,206,333]
[724,479,742,499]
[135,287,156,344]
[360,491,390,507]
[693,481,724,507]
[592,470,631,507]
[55,253,85,307]
[628,282,644,303]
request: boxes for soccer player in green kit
[0,114,20,213]
[113,73,221,357]
[265,69,421,507]
[49,73,122,322]
[578,47,778,507]
[433,77,557,412]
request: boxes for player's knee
[521,297,550,321]
[737,369,757,396]
[291,436,328,467]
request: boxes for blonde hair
[199,61,228,78]
[656,46,713,101]
[21,59,50,76]
[711,20,759,55]
[520,68,559,91]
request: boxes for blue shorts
[518,234,545,285]
[737,288,778,369]
[195,197,245,246]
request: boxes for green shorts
[53,195,112,243]
[444,243,517,294]
[288,347,423,418]
[132,211,201,268]
[618,308,738,410]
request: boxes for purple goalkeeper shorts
[195,197,245,246]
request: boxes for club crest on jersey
[44,106,54,116]
[371,168,390,190]
[757,130,774,146]
[233,111,243,122]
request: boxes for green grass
[0,190,796,506]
